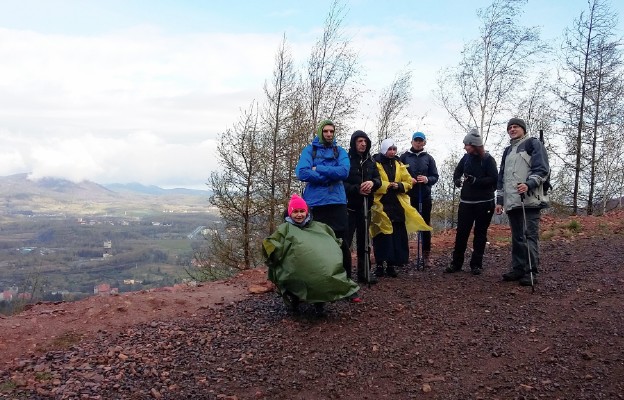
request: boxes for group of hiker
[263,117,550,314]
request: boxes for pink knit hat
[288,193,308,216]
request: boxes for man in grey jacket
[495,118,550,286]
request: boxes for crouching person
[262,194,360,316]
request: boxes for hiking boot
[284,292,300,313]
[444,264,462,273]
[471,267,482,275]
[357,262,378,284]
[386,265,398,278]
[314,302,326,316]
[423,251,433,269]
[519,274,538,286]
[502,269,525,281]
[358,274,378,284]
[374,265,385,277]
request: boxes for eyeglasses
[322,129,335,133]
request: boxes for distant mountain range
[103,182,210,196]
[0,174,212,216]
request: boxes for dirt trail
[0,268,271,364]
[1,211,623,399]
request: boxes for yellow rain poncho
[370,158,433,238]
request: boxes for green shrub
[541,230,556,241]
[564,220,582,232]
[0,380,16,392]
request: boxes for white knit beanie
[380,138,396,155]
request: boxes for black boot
[357,262,378,284]
[314,302,326,316]
[358,273,378,284]
[444,263,462,273]
[423,251,433,269]
[447,250,464,273]
[519,268,539,286]
[470,252,483,275]
[386,264,398,278]
[502,269,524,281]
[284,292,300,313]
[374,265,385,277]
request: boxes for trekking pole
[363,196,371,288]
[520,192,535,293]
[416,183,424,270]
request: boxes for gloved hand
[464,174,476,184]
[454,178,462,188]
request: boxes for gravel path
[1,234,623,400]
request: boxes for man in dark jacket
[344,130,381,283]
[399,131,439,268]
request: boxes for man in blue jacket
[296,120,353,279]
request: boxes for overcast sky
[1,0,622,189]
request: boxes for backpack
[538,130,552,195]
[312,145,339,161]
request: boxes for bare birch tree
[433,151,463,229]
[304,0,362,141]
[257,35,299,234]
[554,0,622,214]
[374,68,412,148]
[206,103,264,270]
[434,0,545,144]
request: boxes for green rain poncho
[262,220,359,303]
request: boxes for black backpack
[538,130,552,195]
[311,145,339,160]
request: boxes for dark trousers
[347,207,369,273]
[409,195,432,252]
[311,204,353,278]
[373,221,409,266]
[507,207,540,273]
[451,200,494,269]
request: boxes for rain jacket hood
[349,130,371,156]
[317,119,336,145]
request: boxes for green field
[0,211,220,312]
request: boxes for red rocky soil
[1,211,623,399]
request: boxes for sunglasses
[322,129,335,133]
